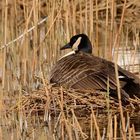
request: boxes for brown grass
[1,86,139,139]
[0,0,140,139]
[10,87,139,115]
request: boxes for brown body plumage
[50,34,140,104]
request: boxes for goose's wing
[105,59,140,98]
[50,53,129,103]
[50,53,123,90]
[50,52,139,100]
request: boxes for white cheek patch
[72,37,82,51]
[59,37,82,60]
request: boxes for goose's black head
[60,34,92,54]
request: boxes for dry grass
[10,87,139,116]
[0,0,140,139]
[1,86,140,139]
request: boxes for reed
[0,0,140,139]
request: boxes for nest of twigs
[14,87,140,117]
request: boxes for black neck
[77,37,92,54]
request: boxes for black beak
[60,43,71,50]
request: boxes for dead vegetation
[13,87,140,116]
[0,0,140,139]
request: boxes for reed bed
[0,86,140,139]
[0,0,140,139]
[0,0,140,90]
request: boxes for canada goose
[50,34,140,104]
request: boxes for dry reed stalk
[132,124,136,140]
[71,109,88,139]
[114,115,117,140]
[130,33,139,73]
[71,0,76,35]
[20,4,34,86]
[113,0,127,139]
[90,113,93,139]
[106,77,110,113]
[64,0,70,41]
[85,0,88,34]
[60,87,64,140]
[0,117,2,140]
[79,0,82,33]
[110,115,113,139]
[89,0,93,42]
[32,0,39,80]
[95,0,99,56]
[40,65,50,101]
[72,115,79,140]
[109,0,115,60]
[104,0,109,59]
[107,114,113,140]
[114,63,127,139]
[2,0,8,89]
[64,119,73,140]
[91,108,101,140]
[128,127,132,140]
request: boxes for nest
[14,87,140,117]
